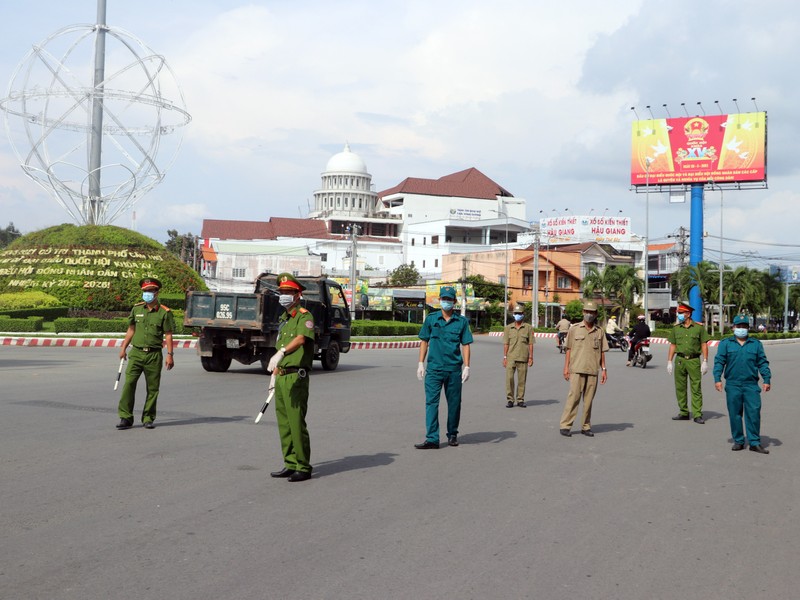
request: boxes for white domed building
[308,143,400,238]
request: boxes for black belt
[678,353,700,359]
[133,345,162,353]
[275,366,308,378]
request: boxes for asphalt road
[1,337,799,600]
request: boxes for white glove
[701,360,709,376]
[461,366,470,383]
[267,348,286,372]
[417,362,425,381]
[667,360,674,375]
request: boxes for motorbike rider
[627,314,651,366]
[605,315,624,346]
[556,314,572,348]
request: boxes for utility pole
[532,226,540,327]
[460,256,468,316]
[348,224,359,322]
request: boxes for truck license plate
[226,339,240,349]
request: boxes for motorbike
[606,331,629,352]
[630,337,653,368]
[557,331,567,354]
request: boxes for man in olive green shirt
[666,302,710,423]
[559,300,608,437]
[117,277,174,430]
[503,304,534,407]
[267,273,316,482]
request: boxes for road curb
[1,337,422,350]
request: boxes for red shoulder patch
[160,304,171,312]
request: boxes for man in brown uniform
[503,304,535,407]
[559,300,608,437]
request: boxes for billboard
[631,112,766,186]
[539,215,632,244]
[425,281,475,308]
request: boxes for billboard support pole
[689,184,704,320]
[784,282,790,333]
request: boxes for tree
[609,264,644,327]
[564,299,585,322]
[582,265,623,319]
[388,263,420,287]
[0,222,22,249]
[466,273,504,302]
[165,230,198,268]
[671,261,719,327]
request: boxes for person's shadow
[457,430,517,445]
[313,452,398,477]
[586,422,634,434]
[700,410,726,421]
[156,415,250,427]
[524,398,559,407]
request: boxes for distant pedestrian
[116,277,174,430]
[666,302,710,424]
[503,304,534,407]
[415,286,473,449]
[713,315,772,454]
[556,315,572,349]
[559,300,608,437]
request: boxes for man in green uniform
[503,304,534,407]
[666,302,710,423]
[559,300,608,437]
[268,273,315,482]
[117,277,174,430]
[714,315,772,454]
[415,285,473,448]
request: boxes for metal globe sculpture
[1,20,191,225]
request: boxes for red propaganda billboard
[631,112,766,186]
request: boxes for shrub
[351,319,421,336]
[158,293,186,310]
[0,306,69,320]
[87,318,129,333]
[53,317,90,333]
[0,316,44,332]
[0,291,62,309]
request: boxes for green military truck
[184,273,351,373]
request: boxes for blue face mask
[677,313,686,323]
[513,314,524,322]
[734,328,749,339]
[142,291,156,303]
[440,300,454,312]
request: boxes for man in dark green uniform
[117,277,174,430]
[415,285,473,448]
[714,315,772,454]
[268,273,315,482]
[666,302,710,423]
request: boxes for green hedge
[351,319,422,336]
[0,306,69,320]
[52,310,188,334]
[158,293,186,310]
[0,316,44,332]
[87,318,129,333]
[53,317,90,333]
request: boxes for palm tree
[582,265,620,317]
[725,266,765,316]
[671,261,719,327]
[582,265,644,327]
[611,264,644,326]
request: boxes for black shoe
[749,445,770,454]
[288,471,312,482]
[581,429,594,437]
[672,414,690,421]
[693,416,705,424]
[517,402,526,408]
[270,467,295,478]
[731,443,745,451]
[559,429,572,437]
[506,401,514,408]
[448,436,459,447]
[116,418,133,430]
[414,441,439,449]
[143,421,156,429]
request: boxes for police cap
[582,300,598,312]
[139,277,162,291]
[276,273,306,292]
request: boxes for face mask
[583,313,596,324]
[279,294,295,308]
[440,300,454,312]
[734,328,749,339]
[142,291,155,303]
[677,313,686,323]
[513,314,524,322]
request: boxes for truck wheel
[203,350,231,372]
[321,341,340,371]
[201,356,215,372]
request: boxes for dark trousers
[424,369,462,442]
[725,383,762,446]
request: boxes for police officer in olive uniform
[117,277,174,430]
[503,304,534,407]
[714,315,772,454]
[268,273,315,482]
[666,302,710,423]
[559,300,608,437]
[415,285,473,449]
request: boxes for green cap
[276,273,306,292]
[439,285,456,299]
[733,315,749,326]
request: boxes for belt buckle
[297,368,307,378]
[141,346,149,352]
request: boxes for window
[232,268,246,278]
[499,275,506,285]
[423,237,426,245]
[435,259,439,268]
[320,253,327,262]
[431,235,439,245]
[411,238,415,246]
[557,276,571,289]
[523,271,533,288]
[423,260,426,268]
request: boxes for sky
[1,0,799,272]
